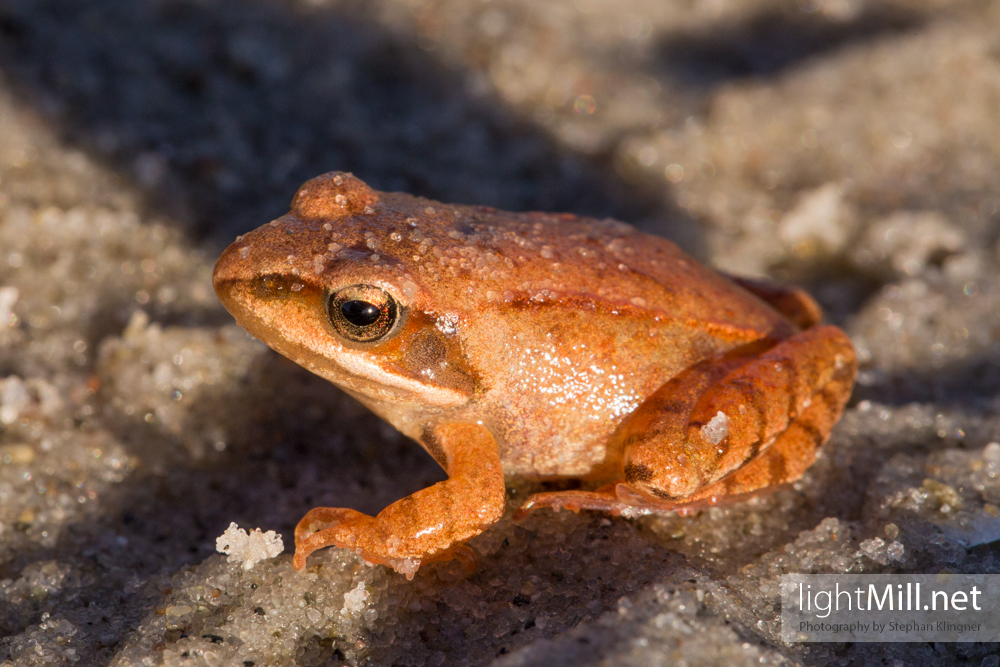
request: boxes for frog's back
[450,205,790,342]
[289,172,791,344]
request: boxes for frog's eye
[328,285,398,342]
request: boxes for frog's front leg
[293,422,505,578]
[518,325,857,516]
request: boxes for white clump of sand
[215,522,284,571]
[341,581,371,615]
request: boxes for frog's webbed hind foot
[516,483,721,520]
[515,484,624,519]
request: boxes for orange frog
[213,172,857,578]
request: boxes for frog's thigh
[621,325,857,504]
[293,422,505,575]
[725,274,823,330]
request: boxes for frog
[212,172,857,579]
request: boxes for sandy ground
[1,0,1000,664]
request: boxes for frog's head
[212,173,479,413]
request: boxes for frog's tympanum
[213,173,857,578]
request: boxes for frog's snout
[212,241,243,298]
[213,238,262,317]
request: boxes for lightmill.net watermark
[780,574,1000,642]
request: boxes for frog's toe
[516,483,719,518]
[516,486,627,519]
[292,507,372,570]
[292,532,329,571]
[294,507,367,543]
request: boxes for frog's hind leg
[516,401,833,517]
[613,369,851,512]
[619,324,856,508]
[517,325,856,517]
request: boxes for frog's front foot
[291,423,505,578]
[293,507,373,570]
[294,510,481,578]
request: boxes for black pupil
[341,300,381,326]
